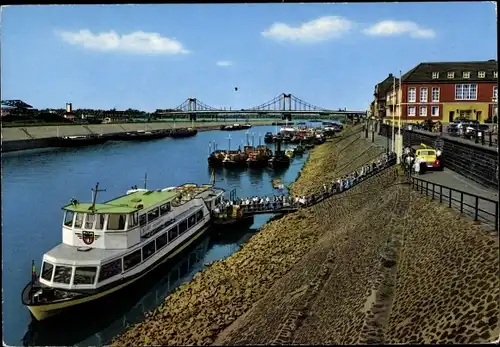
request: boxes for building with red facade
[376,60,498,125]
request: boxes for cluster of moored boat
[55,128,198,147]
[220,123,252,131]
[208,143,293,169]
[263,123,340,145]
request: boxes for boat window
[107,214,126,231]
[147,208,160,223]
[64,211,74,227]
[195,210,204,222]
[128,213,138,229]
[84,214,95,229]
[123,249,142,271]
[94,214,105,230]
[41,262,54,281]
[98,259,122,282]
[139,214,147,227]
[53,265,72,284]
[73,266,97,285]
[74,213,84,228]
[187,214,196,228]
[168,227,179,242]
[160,203,171,215]
[156,232,168,250]
[142,240,156,261]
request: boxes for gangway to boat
[212,156,398,225]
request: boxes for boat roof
[62,189,180,214]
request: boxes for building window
[408,88,416,103]
[478,71,486,78]
[494,71,498,79]
[408,106,416,117]
[431,106,439,117]
[447,72,455,79]
[431,87,440,102]
[494,86,498,99]
[420,88,428,103]
[419,106,427,117]
[455,84,477,100]
[432,72,439,79]
[462,71,470,79]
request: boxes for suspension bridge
[157,93,367,121]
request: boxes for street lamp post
[407,124,413,177]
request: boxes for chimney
[66,103,72,113]
[389,73,393,78]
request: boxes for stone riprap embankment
[1,121,274,142]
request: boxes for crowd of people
[213,152,397,220]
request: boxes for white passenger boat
[22,181,225,321]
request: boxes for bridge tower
[282,93,292,121]
[187,98,197,121]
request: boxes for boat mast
[142,173,148,189]
[90,182,106,211]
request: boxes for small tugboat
[246,145,272,168]
[264,132,274,144]
[208,150,226,168]
[268,140,290,169]
[293,144,305,155]
[222,151,247,169]
[56,134,108,147]
[21,180,225,321]
[170,128,198,138]
[272,179,285,190]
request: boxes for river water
[2,124,316,346]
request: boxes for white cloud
[216,60,234,67]
[363,20,436,39]
[56,29,190,55]
[261,16,353,43]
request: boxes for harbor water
[2,124,316,346]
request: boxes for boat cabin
[37,184,225,291]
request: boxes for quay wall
[1,121,273,153]
[379,124,499,188]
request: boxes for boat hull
[170,129,198,138]
[246,159,268,168]
[23,224,210,321]
[56,137,107,147]
[222,160,246,169]
[268,158,290,169]
[108,131,169,141]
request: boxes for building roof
[402,60,498,83]
[62,189,180,214]
[374,74,399,100]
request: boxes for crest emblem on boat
[78,231,97,245]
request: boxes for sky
[1,3,497,112]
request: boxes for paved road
[411,169,498,231]
[362,131,498,230]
